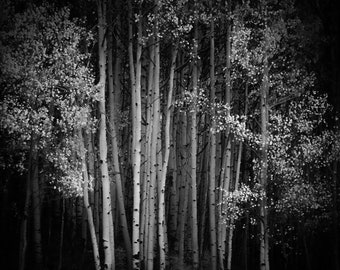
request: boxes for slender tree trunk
[147,42,157,268]
[209,16,217,270]
[107,0,117,237]
[260,35,270,270]
[301,228,312,270]
[143,48,155,268]
[32,153,43,270]
[58,198,65,270]
[178,112,189,268]
[218,138,231,270]
[88,131,100,241]
[168,126,178,249]
[128,1,143,267]
[158,43,178,270]
[226,144,240,270]
[332,160,339,270]
[198,136,209,257]
[227,121,244,270]
[80,131,101,270]
[218,16,232,270]
[81,199,88,250]
[191,20,199,270]
[97,0,114,268]
[108,7,132,267]
[18,140,33,270]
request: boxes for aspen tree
[168,119,178,244]
[209,16,218,270]
[58,198,65,270]
[97,0,115,268]
[147,40,158,270]
[87,131,100,241]
[79,130,101,270]
[260,27,270,270]
[107,0,117,235]
[31,151,43,270]
[191,19,199,270]
[226,84,247,270]
[128,0,143,267]
[143,47,155,267]
[19,139,33,270]
[218,14,232,269]
[175,51,188,266]
[159,43,178,270]
[177,111,189,268]
[107,2,132,265]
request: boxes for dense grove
[0,0,339,270]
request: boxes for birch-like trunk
[57,198,65,270]
[82,131,101,270]
[147,41,157,270]
[158,43,178,270]
[128,1,143,267]
[177,111,189,268]
[143,48,155,267]
[97,1,114,268]
[209,17,217,270]
[32,152,43,270]
[191,21,199,270]
[18,139,33,270]
[107,7,132,267]
[260,34,270,270]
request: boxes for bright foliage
[0,3,96,196]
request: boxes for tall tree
[97,0,115,268]
[80,130,101,270]
[209,13,218,270]
[259,26,270,270]
[191,18,199,270]
[128,0,143,267]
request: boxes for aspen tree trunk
[107,0,117,234]
[226,84,246,270]
[198,134,209,257]
[1,175,9,267]
[330,6,340,267]
[146,16,160,270]
[87,131,100,241]
[243,85,249,270]
[114,0,122,117]
[143,48,155,267]
[218,138,231,269]
[32,153,43,270]
[58,198,65,270]
[159,43,178,270]
[94,174,100,240]
[154,3,168,267]
[81,201,88,253]
[109,63,133,269]
[260,36,270,270]
[178,111,189,268]
[218,17,232,270]
[226,142,242,270]
[227,84,248,269]
[332,160,339,270]
[128,0,143,267]
[168,123,178,246]
[97,0,115,269]
[80,131,101,270]
[147,41,157,270]
[107,7,132,267]
[209,17,218,270]
[191,21,199,270]
[18,139,33,270]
